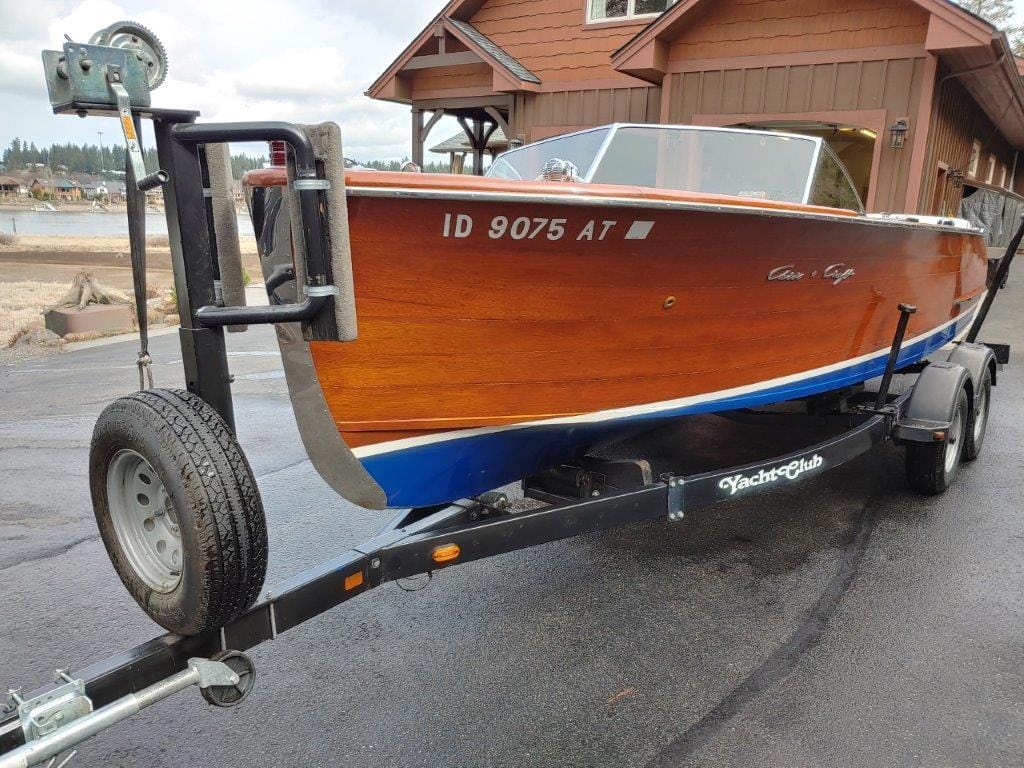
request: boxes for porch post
[472,120,485,175]
[412,108,424,167]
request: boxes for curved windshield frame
[488,127,612,182]
[488,124,862,211]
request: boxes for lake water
[1,209,252,238]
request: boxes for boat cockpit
[488,124,865,212]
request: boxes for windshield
[489,128,611,181]
[489,125,826,206]
[590,127,818,203]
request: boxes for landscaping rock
[12,328,64,348]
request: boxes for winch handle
[106,65,168,193]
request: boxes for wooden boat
[244,124,988,509]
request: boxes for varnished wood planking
[308,175,986,439]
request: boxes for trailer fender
[894,361,971,444]
[948,341,997,388]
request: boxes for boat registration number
[442,213,654,242]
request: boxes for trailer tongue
[1,22,1017,767]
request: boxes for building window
[1000,163,1008,189]
[588,0,677,22]
[967,140,981,178]
[985,155,996,184]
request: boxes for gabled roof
[431,127,508,154]
[447,20,539,84]
[366,13,539,102]
[610,0,1024,147]
[612,0,997,73]
[32,178,77,189]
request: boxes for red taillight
[269,140,287,167]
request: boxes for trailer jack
[0,656,248,768]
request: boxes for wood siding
[514,86,662,140]
[469,0,648,84]
[666,56,928,212]
[922,76,1019,215]
[666,0,929,60]
[410,62,494,100]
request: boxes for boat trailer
[0,24,1019,767]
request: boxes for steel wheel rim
[107,449,182,593]
[973,387,988,443]
[944,405,963,474]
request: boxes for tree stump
[49,271,133,311]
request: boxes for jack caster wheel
[90,389,268,635]
[202,650,256,707]
[905,385,969,495]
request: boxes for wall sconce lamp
[949,169,966,188]
[889,118,910,150]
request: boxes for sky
[2,0,1024,162]
[0,0,461,162]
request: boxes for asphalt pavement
[0,274,1022,768]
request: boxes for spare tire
[90,389,267,635]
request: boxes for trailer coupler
[0,657,245,768]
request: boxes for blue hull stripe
[359,311,976,507]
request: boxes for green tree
[956,0,1023,53]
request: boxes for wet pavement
[0,273,1021,768]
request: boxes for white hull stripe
[351,300,983,459]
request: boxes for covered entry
[366,17,539,174]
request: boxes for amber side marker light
[344,571,364,591]
[432,543,461,564]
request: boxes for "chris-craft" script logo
[718,454,824,496]
[768,263,856,285]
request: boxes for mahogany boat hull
[247,170,988,508]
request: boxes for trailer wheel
[90,389,268,635]
[905,386,969,495]
[962,368,992,462]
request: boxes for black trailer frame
[0,102,1018,762]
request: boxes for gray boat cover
[960,187,1024,248]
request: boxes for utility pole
[98,131,105,175]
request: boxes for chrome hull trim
[346,185,986,236]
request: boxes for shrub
[0,232,18,246]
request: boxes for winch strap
[126,120,153,390]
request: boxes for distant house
[370,0,1024,218]
[82,182,109,200]
[0,176,28,198]
[431,127,508,173]
[31,178,81,201]
[81,180,127,203]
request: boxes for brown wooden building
[368,0,1024,217]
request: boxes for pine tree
[956,0,1023,54]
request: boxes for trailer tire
[961,367,992,462]
[904,386,969,495]
[90,389,267,636]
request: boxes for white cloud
[0,0,454,161]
